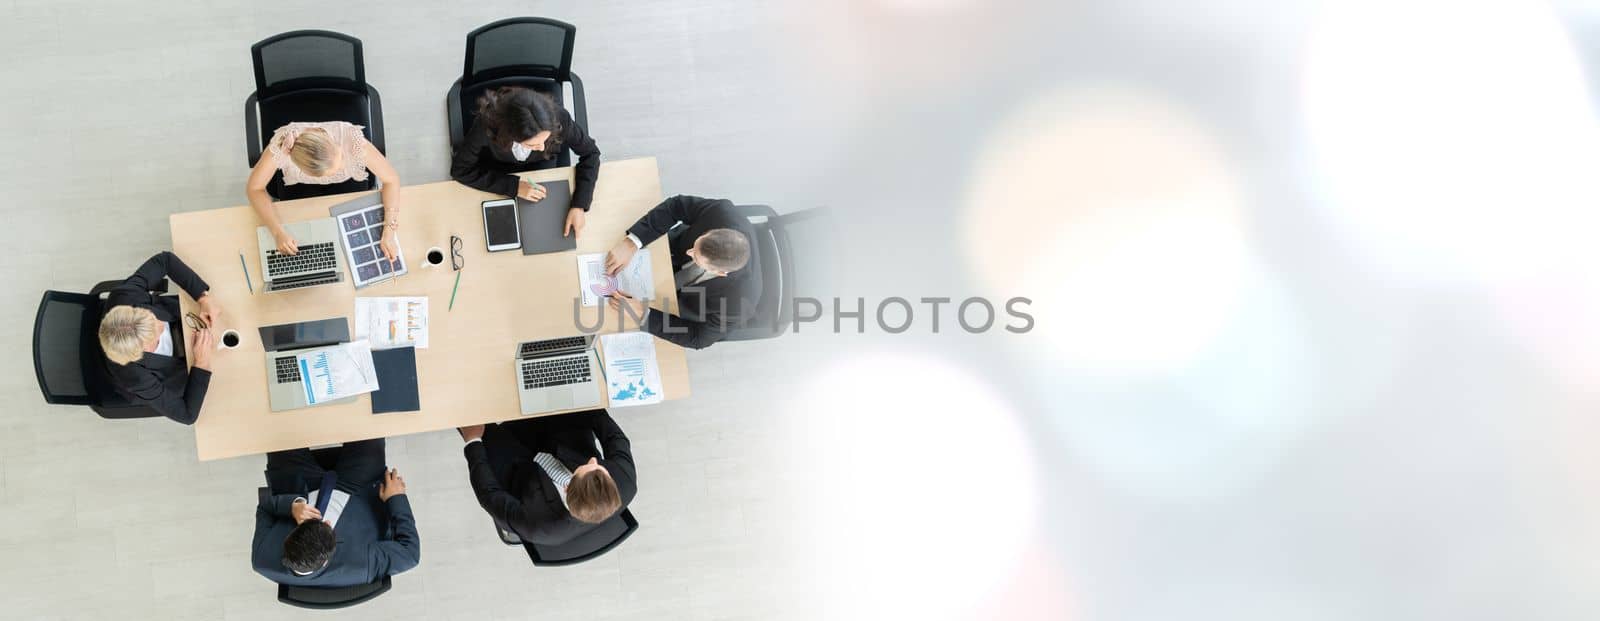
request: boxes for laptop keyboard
[266,242,337,277]
[519,336,588,359]
[274,356,301,383]
[521,356,592,390]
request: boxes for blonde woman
[99,252,222,425]
[247,121,404,261]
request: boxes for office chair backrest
[464,17,575,85]
[525,508,638,566]
[252,30,366,98]
[277,577,392,609]
[33,291,98,405]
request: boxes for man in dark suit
[605,195,762,350]
[97,251,221,424]
[251,439,420,588]
[457,409,636,545]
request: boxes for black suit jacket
[449,110,602,210]
[626,195,763,349]
[464,410,637,546]
[251,486,421,588]
[103,252,211,425]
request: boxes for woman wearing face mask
[450,86,601,237]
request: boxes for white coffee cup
[424,246,446,269]
[219,329,241,350]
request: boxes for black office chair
[447,17,588,156]
[33,279,172,419]
[259,447,394,609]
[490,508,638,566]
[719,206,827,342]
[244,30,386,200]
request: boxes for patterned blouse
[266,121,370,185]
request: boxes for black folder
[518,179,577,255]
[370,347,419,414]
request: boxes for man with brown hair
[457,409,635,545]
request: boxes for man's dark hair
[282,520,336,574]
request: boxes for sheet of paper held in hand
[576,252,656,307]
[354,296,430,349]
[599,332,664,407]
[298,340,381,405]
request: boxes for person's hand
[189,328,215,369]
[379,230,399,262]
[274,229,299,255]
[196,293,222,327]
[608,291,647,320]
[518,179,546,202]
[291,498,323,524]
[605,238,637,276]
[458,425,486,443]
[379,468,407,501]
[564,208,585,238]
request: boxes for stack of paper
[599,332,664,407]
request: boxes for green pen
[448,270,462,311]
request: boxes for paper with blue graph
[297,340,381,405]
[599,332,664,407]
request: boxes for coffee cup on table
[219,329,241,350]
[425,247,445,268]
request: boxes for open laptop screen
[259,318,350,352]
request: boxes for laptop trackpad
[547,390,573,411]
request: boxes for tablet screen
[485,201,519,247]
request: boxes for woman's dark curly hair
[476,86,564,159]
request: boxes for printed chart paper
[599,332,664,407]
[354,297,429,349]
[577,252,655,307]
[298,340,381,405]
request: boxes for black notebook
[518,179,577,255]
[370,347,419,414]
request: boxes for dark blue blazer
[251,483,420,588]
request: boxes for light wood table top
[169,157,689,461]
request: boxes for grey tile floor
[0,1,823,618]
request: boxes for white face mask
[510,141,534,162]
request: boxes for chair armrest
[569,72,588,131]
[366,84,386,155]
[735,204,777,222]
[447,79,465,149]
[90,278,164,297]
[245,93,262,168]
[88,280,123,297]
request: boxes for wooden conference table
[170,157,689,461]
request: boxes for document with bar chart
[354,296,429,349]
[298,340,381,405]
[599,332,663,407]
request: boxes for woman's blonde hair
[287,128,337,177]
[99,305,160,365]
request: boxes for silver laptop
[265,344,359,412]
[257,218,346,293]
[259,318,357,412]
[515,335,604,414]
